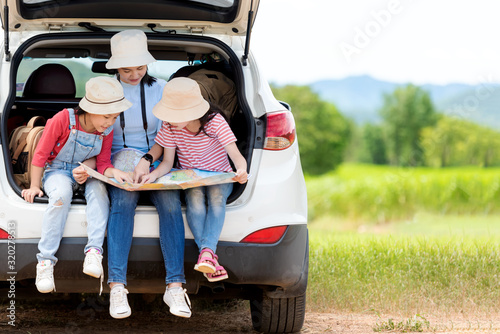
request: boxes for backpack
[172,65,239,122]
[9,116,46,189]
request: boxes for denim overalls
[37,109,111,264]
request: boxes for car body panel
[2,0,259,35]
[0,225,308,299]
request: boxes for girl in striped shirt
[142,77,248,282]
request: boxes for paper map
[79,148,236,191]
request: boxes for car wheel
[249,291,306,333]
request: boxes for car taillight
[264,111,296,150]
[0,228,10,239]
[240,226,288,244]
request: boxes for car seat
[23,63,76,99]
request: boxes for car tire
[249,291,306,333]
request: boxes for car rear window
[19,0,238,22]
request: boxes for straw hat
[153,77,210,123]
[79,77,132,115]
[105,30,156,69]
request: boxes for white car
[0,1,308,333]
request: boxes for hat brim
[153,99,210,123]
[79,97,132,115]
[105,53,156,69]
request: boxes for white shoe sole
[83,267,101,278]
[110,308,131,319]
[163,296,192,318]
[169,308,192,318]
[36,282,54,293]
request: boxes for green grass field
[306,164,500,317]
[307,164,500,223]
[308,215,500,316]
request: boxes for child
[142,78,248,282]
[22,76,133,293]
[142,77,248,282]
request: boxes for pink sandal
[204,265,229,282]
[194,248,217,274]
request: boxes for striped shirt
[155,113,236,172]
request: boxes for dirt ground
[2,295,500,334]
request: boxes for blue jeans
[37,169,109,263]
[185,183,233,254]
[107,186,185,285]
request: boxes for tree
[271,85,352,174]
[421,115,500,167]
[420,116,469,167]
[362,123,388,164]
[379,84,438,166]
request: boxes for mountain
[310,75,500,129]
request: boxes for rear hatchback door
[2,0,259,35]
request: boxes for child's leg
[84,178,109,253]
[199,183,233,253]
[36,171,74,263]
[199,183,232,282]
[185,186,207,250]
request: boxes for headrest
[23,64,76,99]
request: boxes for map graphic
[80,148,236,191]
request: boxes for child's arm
[224,142,248,184]
[134,143,164,183]
[21,165,44,203]
[73,158,97,184]
[140,147,176,184]
[103,167,134,184]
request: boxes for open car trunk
[3,32,254,203]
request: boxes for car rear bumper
[0,225,308,298]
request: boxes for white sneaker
[109,285,131,319]
[83,248,103,278]
[36,260,55,293]
[163,286,192,318]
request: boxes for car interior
[5,36,252,203]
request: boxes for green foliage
[306,164,500,222]
[271,84,351,174]
[373,315,432,332]
[379,84,438,166]
[421,115,500,167]
[362,123,388,164]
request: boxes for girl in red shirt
[22,77,132,294]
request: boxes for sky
[251,0,500,86]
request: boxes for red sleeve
[31,109,70,167]
[96,130,114,174]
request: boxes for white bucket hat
[105,30,156,69]
[153,77,210,123]
[79,77,132,115]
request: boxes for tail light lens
[240,225,288,244]
[0,228,10,239]
[264,111,296,150]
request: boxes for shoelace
[38,264,56,292]
[171,288,192,309]
[111,287,129,310]
[85,252,104,295]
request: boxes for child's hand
[21,186,44,203]
[233,169,248,184]
[140,171,158,184]
[133,159,151,183]
[113,169,134,184]
[73,165,89,184]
